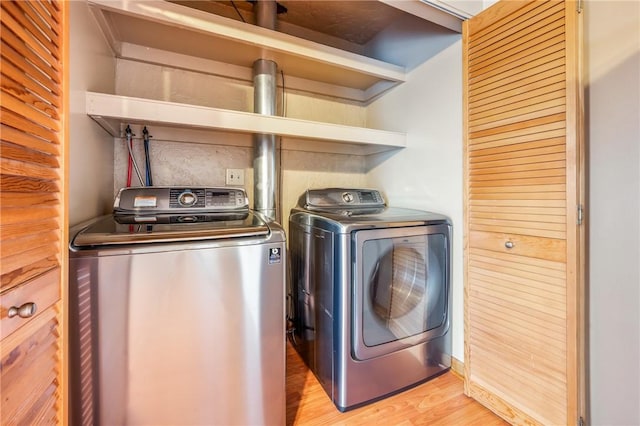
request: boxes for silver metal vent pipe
[252,0,278,221]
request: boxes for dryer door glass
[353,226,450,361]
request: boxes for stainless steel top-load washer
[289,188,452,412]
[69,186,285,426]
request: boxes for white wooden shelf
[87,92,406,155]
[88,0,408,103]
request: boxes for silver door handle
[8,302,37,319]
[504,241,514,249]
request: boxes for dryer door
[352,224,450,361]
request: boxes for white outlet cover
[225,168,245,185]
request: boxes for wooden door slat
[469,306,567,353]
[470,175,566,187]
[470,249,566,279]
[471,211,565,225]
[1,175,60,194]
[470,205,566,217]
[14,1,59,47]
[469,328,566,381]
[469,65,565,105]
[2,37,61,93]
[0,141,59,169]
[1,92,59,132]
[470,349,567,423]
[470,160,566,176]
[0,191,59,208]
[470,60,565,100]
[471,105,567,134]
[0,5,60,71]
[469,259,567,291]
[1,231,59,259]
[1,205,59,225]
[471,113,566,140]
[469,128,566,152]
[470,293,566,335]
[469,198,566,208]
[470,223,566,239]
[2,1,59,57]
[472,35,565,86]
[470,71,565,110]
[469,0,559,55]
[470,95,565,131]
[2,78,59,121]
[471,25,565,76]
[470,286,566,327]
[20,382,58,426]
[471,183,566,193]
[1,124,60,156]
[469,271,564,320]
[470,138,565,159]
[1,256,58,293]
[471,192,566,202]
[470,121,565,146]
[0,244,58,277]
[1,157,59,181]
[38,1,60,27]
[1,108,60,144]
[470,152,566,170]
[469,51,565,95]
[471,81,566,118]
[470,267,567,303]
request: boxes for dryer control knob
[178,191,198,207]
[342,192,354,203]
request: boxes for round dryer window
[361,234,447,349]
[371,246,426,320]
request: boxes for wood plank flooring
[287,342,509,425]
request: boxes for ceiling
[169,1,407,51]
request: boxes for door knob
[7,302,37,319]
[505,241,514,249]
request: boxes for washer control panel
[302,188,385,210]
[114,187,249,213]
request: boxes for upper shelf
[88,0,410,103]
[86,92,406,155]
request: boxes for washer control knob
[342,192,354,203]
[178,191,197,207]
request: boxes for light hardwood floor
[286,342,508,425]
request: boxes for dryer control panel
[301,188,386,210]
[114,187,249,214]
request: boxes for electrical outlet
[225,168,245,186]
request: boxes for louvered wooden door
[1,1,67,424]
[463,1,584,425]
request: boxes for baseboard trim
[451,356,464,378]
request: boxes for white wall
[366,35,464,361]
[586,1,640,424]
[112,59,368,228]
[68,1,116,226]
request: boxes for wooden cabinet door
[463,1,584,425]
[1,1,67,424]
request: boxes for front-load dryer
[289,188,452,411]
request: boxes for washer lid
[71,211,269,248]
